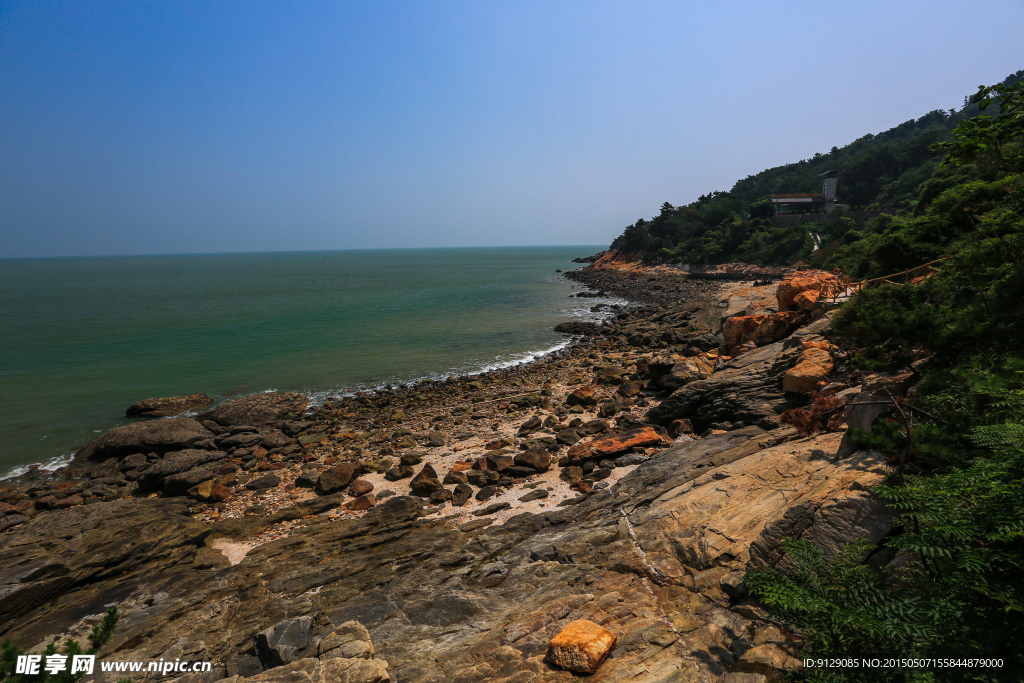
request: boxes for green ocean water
[0,246,609,479]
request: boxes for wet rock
[546,619,617,674]
[126,393,214,418]
[554,321,602,335]
[197,392,309,427]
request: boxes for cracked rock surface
[0,426,888,682]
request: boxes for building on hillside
[770,169,842,214]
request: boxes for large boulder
[409,464,443,498]
[783,345,834,393]
[197,392,309,427]
[125,393,214,418]
[554,321,602,336]
[135,449,227,491]
[253,616,313,668]
[723,312,804,353]
[565,427,666,463]
[546,619,617,674]
[659,354,716,391]
[649,313,834,432]
[75,418,214,461]
[777,269,839,312]
[316,464,360,495]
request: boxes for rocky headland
[0,255,909,682]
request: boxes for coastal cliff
[0,263,900,682]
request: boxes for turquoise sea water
[0,246,608,479]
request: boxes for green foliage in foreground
[0,608,119,683]
[745,78,1024,682]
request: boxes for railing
[818,255,954,302]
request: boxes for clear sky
[1,1,1022,258]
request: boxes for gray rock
[254,616,313,668]
[163,467,215,496]
[225,656,262,678]
[75,418,214,461]
[126,393,213,418]
[452,483,473,506]
[518,489,548,502]
[246,473,281,491]
[197,392,309,427]
[136,449,226,492]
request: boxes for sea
[0,246,614,480]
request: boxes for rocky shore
[1,257,908,682]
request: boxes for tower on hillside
[819,169,838,204]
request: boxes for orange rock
[450,461,473,472]
[209,484,232,503]
[783,347,834,393]
[343,494,376,511]
[723,312,804,353]
[546,620,617,673]
[777,269,838,312]
[347,478,374,496]
[801,340,830,351]
[568,427,665,463]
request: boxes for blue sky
[1,1,1022,257]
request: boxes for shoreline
[0,273,626,484]
[0,257,890,680]
[0,261,725,545]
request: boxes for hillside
[610,70,1024,268]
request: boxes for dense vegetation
[610,72,1023,267]
[743,77,1024,681]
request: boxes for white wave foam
[0,451,75,482]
